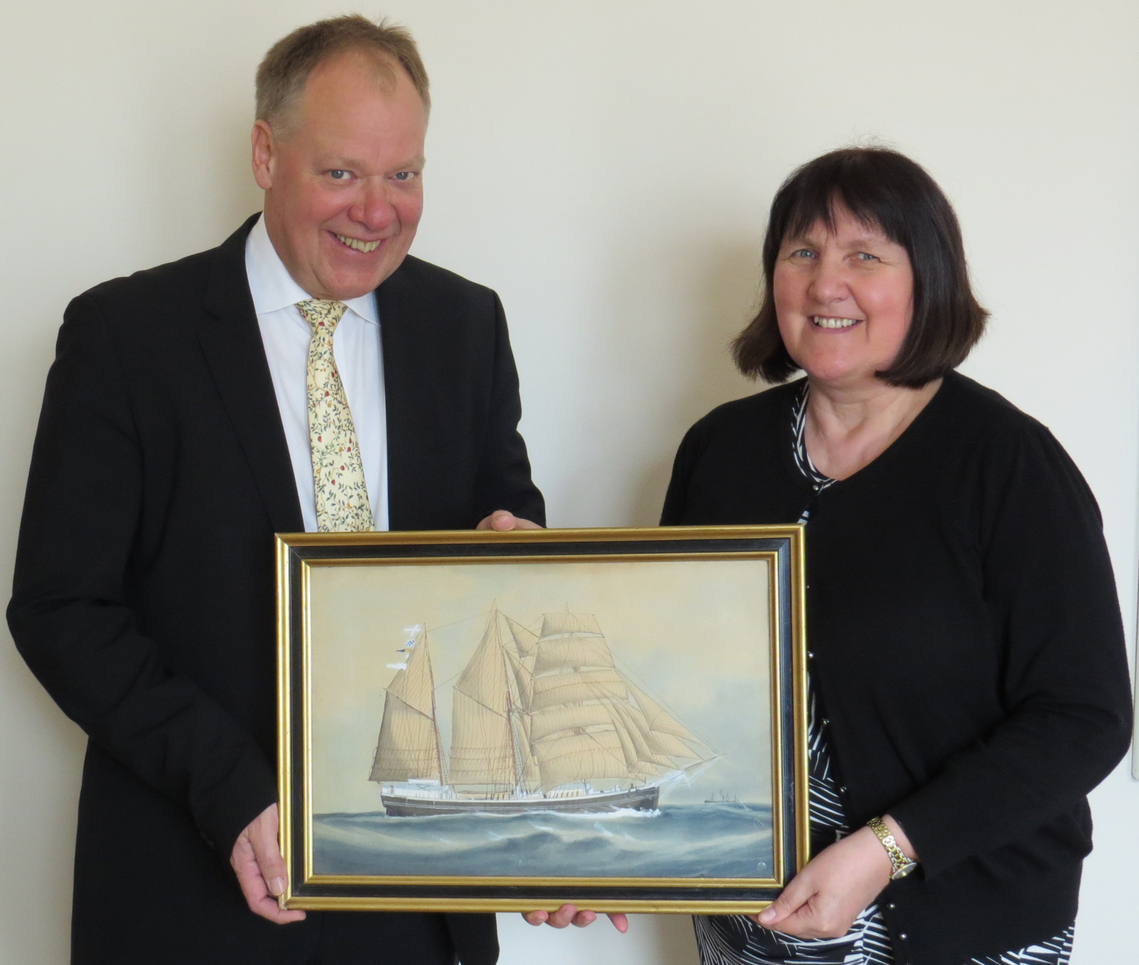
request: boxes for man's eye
[328,170,351,181]
[393,171,417,182]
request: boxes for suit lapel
[377,264,441,531]
[197,216,305,533]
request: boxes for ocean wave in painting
[313,802,772,878]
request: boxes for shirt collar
[245,213,378,324]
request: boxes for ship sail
[626,681,704,760]
[369,629,444,783]
[449,613,522,788]
[525,610,702,791]
[371,605,720,816]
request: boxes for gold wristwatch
[867,816,918,880]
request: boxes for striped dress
[692,385,1075,965]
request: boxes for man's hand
[476,510,543,531]
[522,904,629,933]
[229,803,307,924]
[749,824,895,939]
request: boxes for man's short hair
[256,15,430,132]
[733,147,988,388]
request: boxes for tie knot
[297,299,348,334]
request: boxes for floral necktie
[296,299,374,532]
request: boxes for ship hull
[382,785,660,817]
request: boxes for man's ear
[251,120,276,190]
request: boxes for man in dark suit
[8,15,542,965]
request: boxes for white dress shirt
[244,214,389,532]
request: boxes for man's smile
[335,233,382,253]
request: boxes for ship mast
[423,628,447,785]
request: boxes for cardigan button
[899,933,908,940]
[822,718,830,726]
[807,651,815,659]
[887,903,896,910]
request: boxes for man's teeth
[812,316,859,329]
[336,234,381,253]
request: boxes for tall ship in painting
[370,607,720,816]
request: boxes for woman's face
[773,204,914,393]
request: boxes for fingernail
[759,908,775,922]
[270,877,286,895]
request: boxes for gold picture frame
[277,525,807,913]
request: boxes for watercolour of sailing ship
[370,606,722,817]
[302,554,779,880]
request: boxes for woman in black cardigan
[661,148,1133,965]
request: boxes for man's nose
[349,179,396,229]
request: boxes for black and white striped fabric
[690,384,1074,965]
[791,386,836,526]
[693,688,894,965]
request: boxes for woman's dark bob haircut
[733,147,988,388]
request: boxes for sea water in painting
[307,556,773,879]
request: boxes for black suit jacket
[8,216,544,965]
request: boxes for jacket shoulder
[935,372,1054,443]
[685,381,799,440]
[67,217,256,322]
[74,244,227,313]
[390,254,496,297]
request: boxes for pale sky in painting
[306,556,773,813]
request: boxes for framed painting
[277,525,807,913]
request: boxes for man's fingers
[230,804,306,924]
[231,836,306,923]
[476,510,544,531]
[247,805,288,895]
[526,904,583,928]
[545,903,580,928]
[607,913,630,933]
[502,514,542,530]
[522,906,628,930]
[475,510,510,530]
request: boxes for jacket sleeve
[7,297,277,857]
[470,292,545,526]
[889,421,1134,876]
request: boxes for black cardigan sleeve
[888,420,1133,876]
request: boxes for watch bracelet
[866,815,916,878]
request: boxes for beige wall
[1,1,1135,962]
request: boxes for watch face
[890,861,917,880]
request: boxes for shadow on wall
[141,108,266,261]
[625,238,768,527]
[496,911,700,965]
[646,914,701,965]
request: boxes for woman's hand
[750,825,893,939]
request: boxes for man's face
[252,51,426,300]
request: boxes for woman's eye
[790,248,816,259]
[855,251,880,262]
